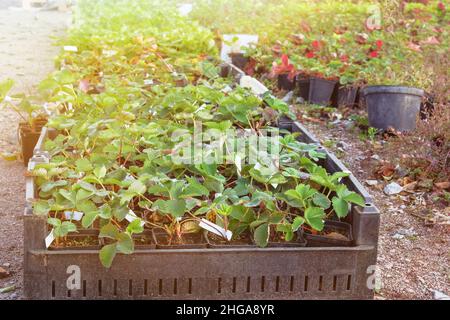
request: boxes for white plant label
[102,49,117,57]
[64,211,84,221]
[125,210,145,227]
[63,46,78,52]
[220,34,258,62]
[45,229,55,248]
[240,75,269,96]
[199,218,232,241]
[178,3,193,16]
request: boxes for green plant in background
[367,127,378,142]
[1,79,48,132]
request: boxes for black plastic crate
[24,123,380,300]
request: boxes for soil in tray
[206,231,255,248]
[49,230,155,250]
[49,235,100,250]
[152,230,207,248]
[266,226,307,247]
[303,221,353,247]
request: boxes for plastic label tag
[64,211,84,221]
[45,229,55,248]
[220,34,258,62]
[178,3,193,16]
[125,210,145,227]
[63,46,78,52]
[240,75,268,96]
[199,218,232,241]
[102,49,117,57]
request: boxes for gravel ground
[297,113,450,300]
[0,7,69,300]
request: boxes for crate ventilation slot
[49,274,354,298]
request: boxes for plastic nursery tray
[23,120,380,300]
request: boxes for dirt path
[0,7,69,300]
[299,115,450,300]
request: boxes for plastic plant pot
[337,86,359,108]
[362,85,424,131]
[295,75,310,101]
[267,231,307,248]
[205,231,256,249]
[152,229,207,249]
[49,229,101,251]
[19,123,45,166]
[48,229,156,251]
[308,77,338,106]
[133,230,157,249]
[304,220,353,247]
[229,52,249,71]
[277,74,295,91]
[220,63,232,78]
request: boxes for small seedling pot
[304,220,353,247]
[219,63,232,78]
[49,229,100,251]
[362,85,424,131]
[19,120,46,166]
[277,74,295,91]
[295,75,310,101]
[267,231,307,248]
[152,229,207,249]
[229,52,249,70]
[338,85,359,108]
[308,77,338,106]
[49,229,156,251]
[133,230,157,249]
[205,231,256,249]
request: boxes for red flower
[306,51,315,59]
[438,2,445,11]
[311,40,321,50]
[375,40,383,50]
[369,50,379,58]
[340,55,349,63]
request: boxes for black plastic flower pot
[308,77,338,106]
[48,229,156,251]
[267,231,307,248]
[152,229,207,249]
[250,226,308,248]
[295,75,310,101]
[304,220,353,247]
[49,229,101,251]
[19,124,43,166]
[362,85,424,131]
[205,231,256,249]
[277,74,295,91]
[229,52,248,71]
[337,86,359,108]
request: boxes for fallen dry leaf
[435,182,450,190]
[421,36,440,45]
[376,163,396,179]
[403,181,418,192]
[407,42,422,52]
